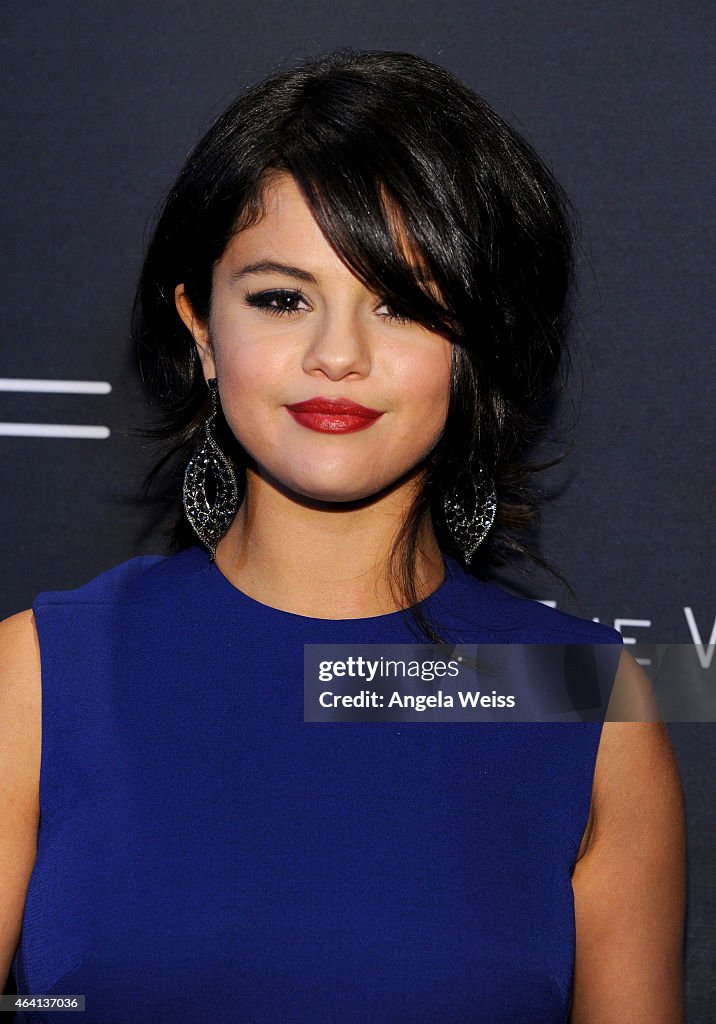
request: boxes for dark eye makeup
[243,288,306,317]
[243,288,413,325]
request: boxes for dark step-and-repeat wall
[2,3,713,1019]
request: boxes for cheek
[393,346,453,430]
[211,329,283,412]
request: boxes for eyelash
[243,288,413,325]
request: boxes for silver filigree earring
[183,378,239,561]
[442,470,497,564]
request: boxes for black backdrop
[2,2,714,1018]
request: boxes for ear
[175,284,216,380]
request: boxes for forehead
[218,172,358,286]
[230,172,326,251]
[221,169,438,298]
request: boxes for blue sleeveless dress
[12,545,622,1023]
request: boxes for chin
[292,482,384,505]
[279,471,393,506]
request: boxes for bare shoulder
[0,608,42,718]
[0,609,42,991]
[0,608,42,780]
[592,650,684,834]
[570,649,687,1023]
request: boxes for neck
[212,468,445,619]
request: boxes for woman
[1,48,685,1022]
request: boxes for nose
[301,304,372,381]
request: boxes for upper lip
[285,397,383,417]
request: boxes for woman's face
[176,172,453,505]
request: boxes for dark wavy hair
[133,46,580,642]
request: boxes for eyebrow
[230,260,319,284]
[230,257,439,296]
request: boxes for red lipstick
[285,397,384,434]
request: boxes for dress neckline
[188,544,463,625]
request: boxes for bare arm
[570,650,687,1023]
[0,610,42,992]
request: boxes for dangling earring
[442,470,497,564]
[183,378,239,561]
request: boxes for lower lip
[286,410,383,434]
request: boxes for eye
[376,301,413,325]
[244,288,309,317]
